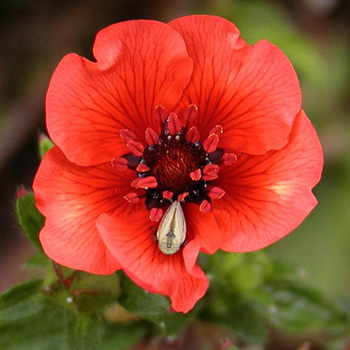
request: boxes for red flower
[33,15,323,313]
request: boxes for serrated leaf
[38,134,54,159]
[118,272,193,335]
[16,191,44,250]
[65,314,105,350]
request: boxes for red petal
[170,15,301,154]
[213,111,323,252]
[97,211,208,313]
[47,20,193,166]
[33,147,142,274]
[184,203,221,254]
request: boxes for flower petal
[97,211,208,313]
[213,110,323,251]
[47,20,193,166]
[33,146,141,274]
[184,203,221,254]
[169,15,301,154]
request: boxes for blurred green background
[0,0,349,338]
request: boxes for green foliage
[8,189,350,348]
[118,271,195,335]
[15,191,44,250]
[204,251,349,347]
[0,278,145,350]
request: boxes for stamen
[189,169,201,181]
[167,113,182,135]
[124,192,140,204]
[208,187,226,199]
[178,192,189,202]
[203,133,219,153]
[127,140,144,157]
[222,153,238,166]
[150,207,163,222]
[131,176,158,189]
[120,129,136,141]
[199,200,211,213]
[145,127,159,146]
[155,105,167,123]
[186,126,200,143]
[202,164,220,181]
[209,125,223,136]
[111,157,128,171]
[136,163,150,173]
[184,104,198,124]
[162,190,174,200]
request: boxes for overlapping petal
[97,210,208,313]
[46,20,193,166]
[33,146,142,274]
[169,15,301,154]
[184,203,221,254]
[212,110,323,252]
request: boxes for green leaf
[0,279,44,322]
[254,261,349,335]
[118,272,194,335]
[102,323,146,350]
[0,297,70,350]
[15,191,44,250]
[65,314,105,350]
[38,134,54,159]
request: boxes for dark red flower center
[112,105,237,221]
[144,135,205,192]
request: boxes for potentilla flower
[33,15,323,313]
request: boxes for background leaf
[15,191,44,250]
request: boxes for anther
[124,192,140,204]
[186,126,200,143]
[203,133,219,153]
[131,176,158,189]
[209,125,223,136]
[162,190,174,200]
[184,104,198,124]
[111,157,128,171]
[167,113,182,135]
[178,192,189,202]
[145,127,159,146]
[136,163,150,173]
[150,207,163,222]
[222,153,238,166]
[155,105,167,123]
[189,169,201,181]
[199,200,212,213]
[202,164,220,181]
[208,187,226,199]
[127,140,144,157]
[120,129,136,141]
